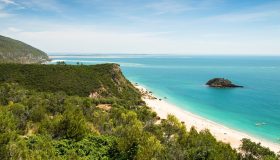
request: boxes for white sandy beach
[134,85,280,153]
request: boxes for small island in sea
[206,78,243,88]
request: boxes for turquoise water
[49,55,280,143]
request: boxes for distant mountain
[0,35,49,64]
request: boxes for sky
[0,0,280,55]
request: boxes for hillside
[0,63,140,101]
[0,35,49,64]
[0,63,278,160]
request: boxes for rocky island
[206,78,243,88]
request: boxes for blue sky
[0,0,280,55]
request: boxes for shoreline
[134,84,280,153]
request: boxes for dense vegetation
[0,64,279,159]
[0,35,49,64]
[0,63,141,101]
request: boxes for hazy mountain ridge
[0,35,49,64]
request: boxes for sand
[134,85,280,153]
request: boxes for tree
[55,106,89,140]
[160,114,188,141]
[240,138,278,160]
[53,135,120,159]
[56,61,66,65]
[114,111,143,154]
[136,133,163,160]
[8,103,28,133]
[0,107,17,159]
[8,136,57,160]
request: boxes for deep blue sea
[49,54,280,143]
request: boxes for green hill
[0,35,49,64]
[0,63,141,102]
[0,63,278,159]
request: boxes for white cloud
[19,0,63,13]
[146,0,194,15]
[0,0,20,18]
[0,7,12,18]
[7,27,21,32]
[0,11,10,17]
[0,0,17,5]
[208,10,280,22]
[0,1,279,55]
[145,0,225,15]
[1,25,279,55]
[197,1,280,23]
[13,28,173,53]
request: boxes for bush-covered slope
[0,83,278,160]
[0,64,278,160]
[0,63,141,102]
[0,35,49,64]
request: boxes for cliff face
[0,35,49,64]
[89,63,141,100]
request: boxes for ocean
[49,54,280,144]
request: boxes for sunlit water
[49,54,280,143]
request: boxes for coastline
[134,84,280,153]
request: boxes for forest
[0,63,278,160]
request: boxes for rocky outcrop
[206,78,243,88]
